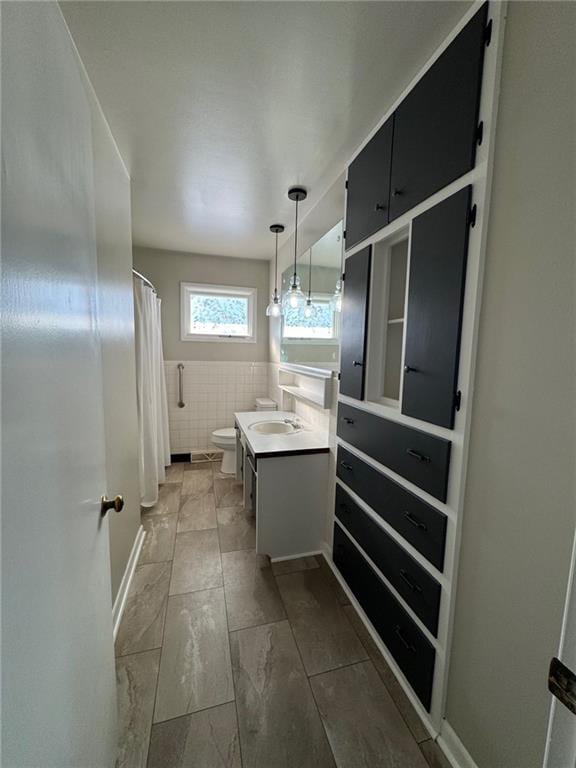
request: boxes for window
[282,295,339,342]
[180,283,257,342]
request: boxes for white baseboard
[112,525,145,640]
[438,720,479,768]
[270,550,322,563]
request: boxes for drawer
[336,446,447,570]
[337,403,451,502]
[335,485,441,634]
[333,524,435,711]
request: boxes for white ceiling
[62,1,471,260]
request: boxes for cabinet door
[340,246,371,400]
[402,186,472,428]
[345,117,394,249]
[389,3,488,221]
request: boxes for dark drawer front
[336,446,446,570]
[333,525,435,710]
[335,485,441,635]
[337,403,451,502]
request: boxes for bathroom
[2,3,575,768]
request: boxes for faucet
[283,418,302,430]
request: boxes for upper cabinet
[345,118,394,250]
[402,187,472,428]
[344,3,488,246]
[389,5,488,221]
[339,246,371,400]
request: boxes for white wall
[445,4,576,766]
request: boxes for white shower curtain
[134,278,170,506]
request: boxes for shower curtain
[134,278,170,506]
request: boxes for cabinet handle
[406,448,431,463]
[399,568,422,593]
[392,188,404,197]
[352,360,364,367]
[374,203,387,212]
[403,511,427,531]
[394,625,416,652]
[340,461,353,471]
[404,365,419,374]
[343,417,355,424]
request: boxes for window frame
[281,292,341,344]
[180,282,257,343]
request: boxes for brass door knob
[101,495,124,516]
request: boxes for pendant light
[330,230,344,313]
[282,186,307,311]
[266,223,285,317]
[304,244,315,318]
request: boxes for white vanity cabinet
[234,411,330,560]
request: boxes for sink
[250,421,297,435]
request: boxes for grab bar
[177,363,185,408]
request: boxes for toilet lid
[212,428,236,439]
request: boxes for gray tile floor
[114,460,450,768]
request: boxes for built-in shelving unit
[278,363,335,410]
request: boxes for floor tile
[140,514,177,564]
[318,556,351,606]
[420,739,452,768]
[272,555,320,576]
[213,463,234,481]
[154,589,234,723]
[182,469,213,499]
[169,529,222,595]
[115,562,170,656]
[230,621,336,768]
[343,604,429,742]
[177,492,217,533]
[148,702,241,768]
[216,506,255,552]
[310,661,427,768]
[214,477,244,508]
[163,463,185,483]
[189,460,218,471]
[275,568,367,676]
[115,649,160,768]
[222,550,286,631]
[144,483,181,517]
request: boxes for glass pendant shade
[266,290,282,317]
[267,223,285,318]
[283,275,306,310]
[304,298,315,319]
[283,186,308,312]
[330,279,343,312]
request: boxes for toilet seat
[211,427,236,445]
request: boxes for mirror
[280,220,342,367]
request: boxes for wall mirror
[280,220,342,367]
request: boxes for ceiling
[62,1,471,260]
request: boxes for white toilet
[211,428,237,474]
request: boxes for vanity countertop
[234,410,330,458]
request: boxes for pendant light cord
[308,245,312,301]
[274,231,279,294]
[292,197,299,287]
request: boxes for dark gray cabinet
[340,247,371,400]
[402,187,472,428]
[388,4,488,221]
[345,118,394,249]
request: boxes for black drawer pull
[406,448,431,463]
[374,203,387,212]
[352,360,364,367]
[340,461,353,471]
[404,365,419,374]
[343,417,355,424]
[403,511,427,531]
[399,568,422,593]
[394,625,416,653]
[392,188,404,197]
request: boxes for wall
[445,4,576,767]
[133,246,270,362]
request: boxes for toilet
[211,428,237,474]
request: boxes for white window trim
[180,282,257,343]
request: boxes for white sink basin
[250,421,296,435]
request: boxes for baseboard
[270,550,322,563]
[437,720,479,768]
[112,525,145,641]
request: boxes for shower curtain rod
[132,268,157,294]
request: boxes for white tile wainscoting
[165,361,270,454]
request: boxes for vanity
[234,410,329,561]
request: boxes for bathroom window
[180,283,257,342]
[282,296,340,341]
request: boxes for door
[2,4,117,766]
[402,186,472,428]
[339,246,371,400]
[345,117,394,249]
[389,3,487,221]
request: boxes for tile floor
[114,460,451,768]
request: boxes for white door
[544,530,576,768]
[2,4,117,766]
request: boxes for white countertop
[234,410,330,458]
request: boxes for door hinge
[342,272,345,282]
[343,229,347,240]
[476,121,484,146]
[469,204,477,228]
[454,390,462,411]
[337,372,342,381]
[484,19,493,46]
[345,179,349,190]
